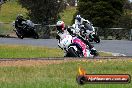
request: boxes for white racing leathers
[57,32,93,57]
[74,18,94,35]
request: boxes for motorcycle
[13,20,39,39]
[81,21,100,43]
[57,33,96,57]
[72,20,100,43]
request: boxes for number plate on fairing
[59,35,73,48]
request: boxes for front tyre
[90,49,99,56]
[16,30,24,39]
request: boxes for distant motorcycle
[57,33,97,57]
[13,20,39,39]
[80,21,100,43]
[72,20,100,43]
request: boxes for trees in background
[77,0,125,28]
[76,0,132,39]
[124,0,132,10]
[18,0,65,24]
[18,0,67,38]
[116,0,132,29]
[0,0,9,4]
[0,0,8,12]
[1,0,16,11]
[76,0,132,29]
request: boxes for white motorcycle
[72,20,100,43]
[57,33,94,57]
[82,21,100,43]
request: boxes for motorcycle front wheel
[16,30,24,39]
[93,34,100,43]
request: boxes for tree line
[1,0,131,39]
[77,0,132,28]
[17,0,132,28]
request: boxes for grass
[0,0,27,34]
[0,59,131,88]
[0,44,63,58]
[0,1,76,35]
[0,0,27,22]
[0,23,13,35]
[60,6,77,25]
[99,51,112,56]
[0,44,112,58]
[0,1,76,24]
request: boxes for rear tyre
[33,33,39,39]
[67,47,79,57]
[33,31,39,39]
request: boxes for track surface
[0,38,132,56]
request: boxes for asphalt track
[0,38,132,56]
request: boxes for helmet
[76,15,81,22]
[56,21,65,32]
[16,14,24,20]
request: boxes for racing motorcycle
[81,21,100,43]
[72,21,100,43]
[57,33,97,57]
[13,20,39,39]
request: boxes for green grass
[0,44,63,58]
[0,1,76,24]
[0,23,13,35]
[0,59,131,88]
[0,0,27,34]
[0,0,27,22]
[0,44,112,58]
[99,51,112,56]
[0,1,76,35]
[60,6,77,25]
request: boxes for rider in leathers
[56,21,98,57]
[74,15,95,36]
[15,14,26,34]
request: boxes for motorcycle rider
[74,14,95,35]
[56,21,98,57]
[15,14,26,32]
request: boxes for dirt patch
[0,60,64,67]
[0,34,16,38]
[0,57,131,67]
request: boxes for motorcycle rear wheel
[67,47,80,57]
[33,33,39,39]
[32,30,39,39]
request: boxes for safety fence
[95,27,132,40]
[0,22,14,37]
[0,22,132,40]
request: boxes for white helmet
[56,21,65,32]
